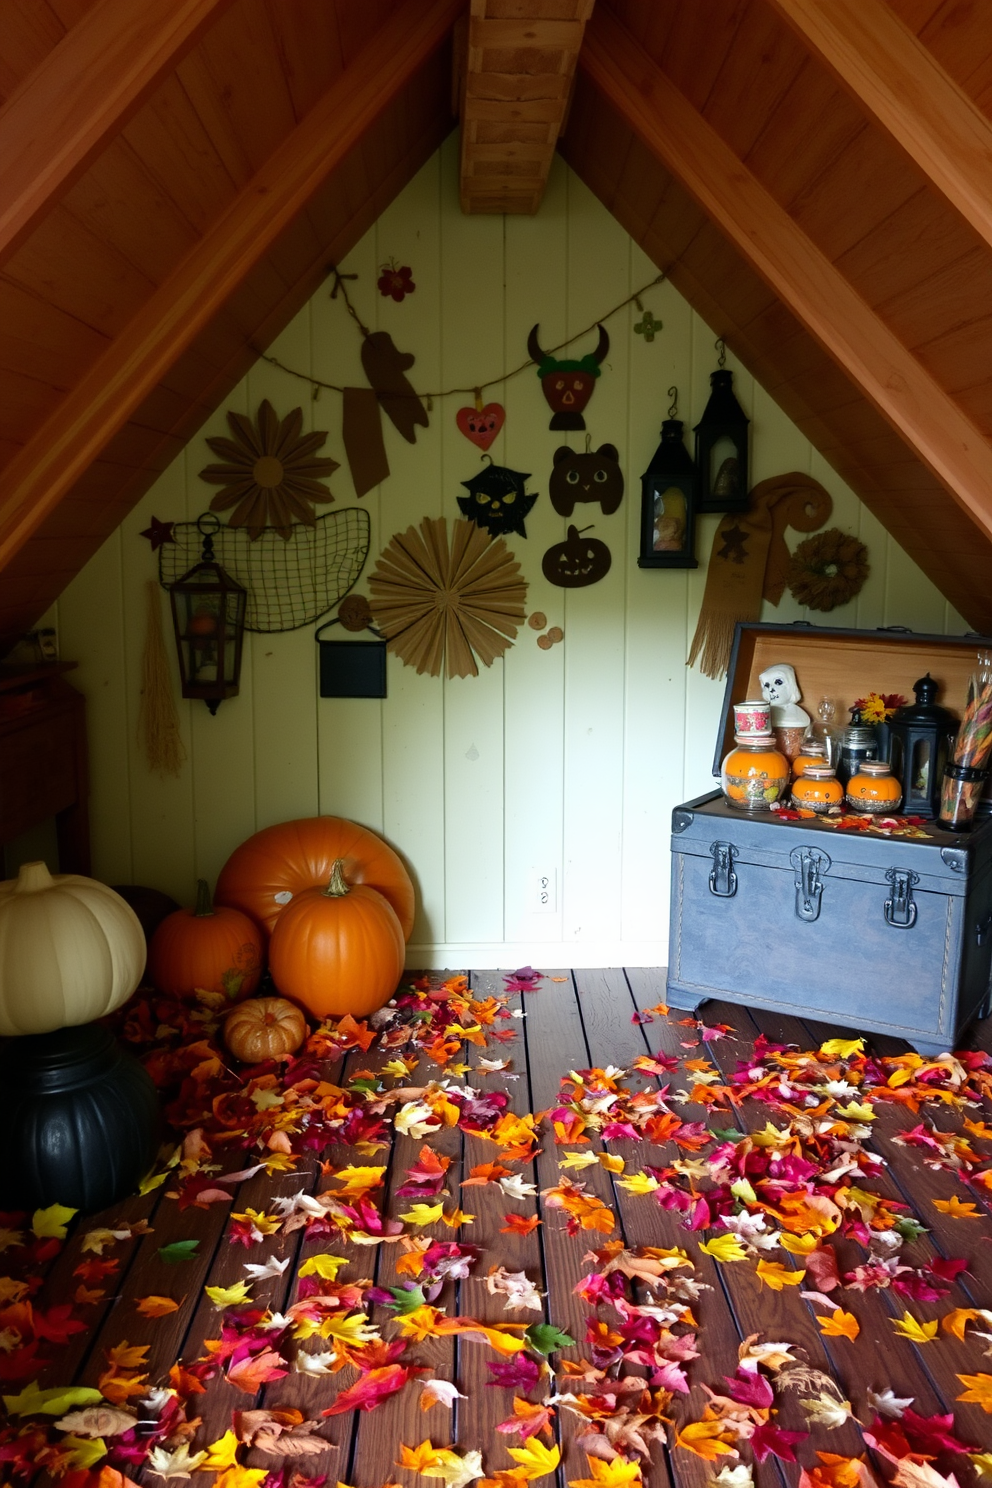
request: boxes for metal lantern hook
[667,385,679,420]
[195,511,222,560]
[715,337,727,368]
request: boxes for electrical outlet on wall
[530,867,557,914]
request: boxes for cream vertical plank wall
[53,141,966,966]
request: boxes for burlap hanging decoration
[687,473,833,679]
[138,579,186,777]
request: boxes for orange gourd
[148,880,263,1002]
[224,997,307,1063]
[267,859,404,1019]
[216,816,415,940]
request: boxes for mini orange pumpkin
[267,859,404,1020]
[148,880,263,1002]
[224,997,307,1063]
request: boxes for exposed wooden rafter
[764,0,992,255]
[0,0,462,573]
[0,0,235,269]
[579,7,992,543]
[459,0,593,214]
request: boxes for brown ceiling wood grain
[4,0,992,649]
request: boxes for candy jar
[792,738,828,779]
[838,707,878,787]
[846,759,903,815]
[791,763,844,815]
[721,732,790,811]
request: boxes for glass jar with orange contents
[846,759,902,815]
[792,738,827,779]
[791,764,844,814]
[720,733,790,811]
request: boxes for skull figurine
[758,662,810,728]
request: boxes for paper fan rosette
[368,517,527,679]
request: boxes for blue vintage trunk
[667,621,992,1053]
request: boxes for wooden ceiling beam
[0,0,235,269]
[0,0,461,574]
[459,0,594,215]
[763,0,992,255]
[579,7,992,544]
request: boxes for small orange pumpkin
[148,880,263,1002]
[268,859,404,1019]
[224,997,307,1063]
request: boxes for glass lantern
[637,415,698,570]
[168,515,247,714]
[887,674,956,817]
[694,365,749,514]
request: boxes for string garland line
[251,268,667,405]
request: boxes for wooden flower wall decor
[198,400,340,539]
[368,517,527,680]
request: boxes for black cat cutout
[548,443,624,517]
[458,461,537,538]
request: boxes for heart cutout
[455,402,505,451]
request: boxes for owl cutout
[458,460,538,538]
[548,443,624,518]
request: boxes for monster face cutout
[458,461,538,538]
[528,324,609,430]
[542,524,612,588]
[548,444,624,517]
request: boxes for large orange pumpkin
[148,880,263,1002]
[267,860,404,1019]
[215,816,415,940]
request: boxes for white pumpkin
[0,861,146,1035]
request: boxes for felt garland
[787,528,870,611]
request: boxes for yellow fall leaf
[617,1172,660,1195]
[506,1438,561,1479]
[213,1467,269,1488]
[819,1038,865,1058]
[558,1152,599,1171]
[399,1202,445,1227]
[298,1254,348,1281]
[596,1154,625,1174]
[779,1233,820,1255]
[205,1280,252,1310]
[699,1235,747,1263]
[957,1373,992,1413]
[136,1295,181,1318]
[675,1420,739,1461]
[932,1196,980,1218]
[201,1430,241,1470]
[942,1308,979,1341]
[32,1204,78,1240]
[817,1310,860,1342]
[970,1452,992,1480]
[568,1458,643,1488]
[890,1313,938,1344]
[755,1260,805,1291]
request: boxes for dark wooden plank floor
[6,973,992,1488]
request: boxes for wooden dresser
[0,663,89,874]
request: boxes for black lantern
[887,674,957,817]
[638,398,698,570]
[694,348,749,513]
[169,514,247,714]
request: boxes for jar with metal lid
[791,763,844,814]
[846,759,903,815]
[792,739,827,779]
[721,733,790,811]
[838,709,878,787]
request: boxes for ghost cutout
[759,663,810,728]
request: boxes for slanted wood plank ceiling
[4,0,992,650]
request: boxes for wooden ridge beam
[579,7,992,542]
[459,0,594,215]
[0,0,235,268]
[0,0,461,573]
[764,0,992,254]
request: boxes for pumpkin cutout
[268,859,404,1020]
[148,880,264,1002]
[548,444,623,517]
[542,525,612,588]
[224,997,307,1063]
[216,816,415,940]
[455,402,505,452]
[0,861,145,1036]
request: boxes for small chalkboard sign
[315,620,386,698]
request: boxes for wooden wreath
[368,517,526,679]
[787,528,870,611]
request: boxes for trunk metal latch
[884,867,920,929]
[790,846,830,922]
[708,842,738,898]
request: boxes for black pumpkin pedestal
[0,1022,160,1212]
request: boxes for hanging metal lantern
[694,344,749,514]
[638,391,698,570]
[887,673,957,817]
[168,514,247,714]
